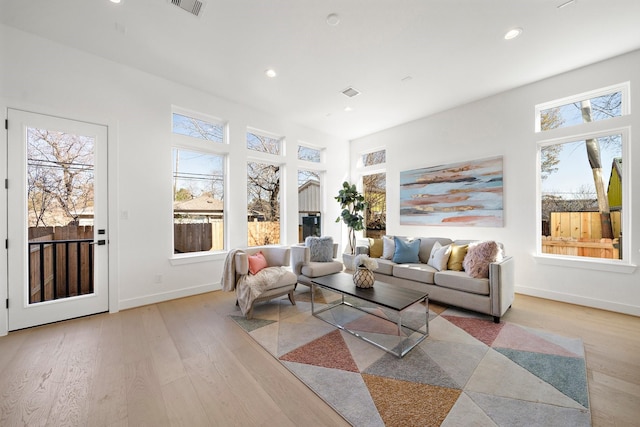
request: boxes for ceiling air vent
[341,87,360,98]
[170,0,205,17]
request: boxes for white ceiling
[2,0,640,140]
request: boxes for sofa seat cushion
[392,263,436,284]
[301,260,343,278]
[434,270,489,295]
[373,258,396,275]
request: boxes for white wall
[0,25,349,335]
[351,49,640,317]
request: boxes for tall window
[246,130,283,246]
[361,149,386,238]
[172,110,226,254]
[247,161,281,246]
[536,84,629,261]
[298,169,321,242]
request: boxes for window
[172,110,226,254]
[537,84,629,262]
[172,113,224,143]
[363,173,386,238]
[298,169,321,242]
[360,149,386,238]
[363,149,386,167]
[247,130,281,154]
[298,145,321,163]
[247,161,281,246]
[536,84,626,132]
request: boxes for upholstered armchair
[291,236,344,287]
[222,246,298,319]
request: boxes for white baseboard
[515,285,640,317]
[118,282,222,311]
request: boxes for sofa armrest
[291,245,310,276]
[235,252,249,275]
[489,256,515,318]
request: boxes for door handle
[90,240,106,246]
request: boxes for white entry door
[7,109,109,330]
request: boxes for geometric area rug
[229,289,591,427]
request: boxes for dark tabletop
[311,272,428,312]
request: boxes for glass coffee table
[310,272,429,358]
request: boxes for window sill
[534,254,637,274]
[170,251,227,266]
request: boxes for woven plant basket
[353,267,375,288]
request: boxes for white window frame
[170,107,229,264]
[535,82,630,133]
[534,85,635,273]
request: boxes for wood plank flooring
[0,291,638,426]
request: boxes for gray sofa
[348,237,515,323]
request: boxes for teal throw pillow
[392,237,421,264]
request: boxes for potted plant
[335,181,367,255]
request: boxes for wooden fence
[29,225,94,303]
[174,221,280,252]
[543,211,621,259]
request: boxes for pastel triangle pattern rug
[229,289,591,427]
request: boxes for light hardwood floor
[0,291,638,426]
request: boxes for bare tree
[27,128,94,226]
[247,161,280,245]
[581,100,613,238]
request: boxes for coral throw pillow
[248,251,268,275]
[463,241,503,278]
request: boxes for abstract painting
[400,156,503,227]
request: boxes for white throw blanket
[221,249,289,316]
[235,266,289,316]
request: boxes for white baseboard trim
[118,282,222,311]
[515,285,640,317]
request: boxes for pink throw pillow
[463,241,502,279]
[248,251,268,275]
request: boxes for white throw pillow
[427,241,452,271]
[382,235,395,260]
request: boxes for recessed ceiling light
[326,13,340,26]
[504,28,523,40]
[110,0,121,3]
[344,106,353,112]
[265,69,277,78]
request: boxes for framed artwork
[400,155,503,227]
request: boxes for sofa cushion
[305,236,334,262]
[434,270,490,295]
[301,260,343,278]
[393,263,436,284]
[447,243,469,271]
[393,237,421,263]
[427,241,451,271]
[463,240,503,278]
[374,258,396,275]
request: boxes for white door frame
[6,109,111,331]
